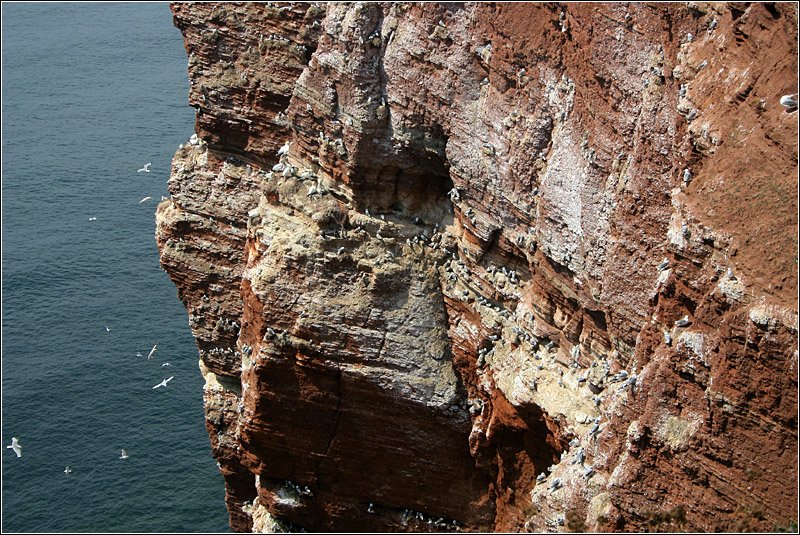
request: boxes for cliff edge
[156,3,798,532]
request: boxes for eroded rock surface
[156,2,798,532]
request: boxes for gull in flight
[106,326,111,332]
[161,363,171,368]
[136,351,143,357]
[88,217,97,222]
[7,437,21,457]
[120,449,129,459]
[147,342,158,360]
[137,162,152,173]
[152,376,174,389]
[64,466,72,475]
[139,196,152,204]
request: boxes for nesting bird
[675,315,690,327]
[683,168,692,185]
[779,94,798,112]
[658,258,670,271]
[277,141,291,158]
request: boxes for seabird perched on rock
[683,168,692,185]
[726,267,737,281]
[6,437,21,457]
[658,258,670,271]
[675,315,690,327]
[589,422,599,435]
[277,141,291,157]
[780,94,798,111]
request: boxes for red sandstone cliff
[156,2,798,532]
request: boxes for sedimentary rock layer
[156,2,798,532]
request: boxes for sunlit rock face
[157,3,798,532]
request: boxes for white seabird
[106,326,111,332]
[6,437,21,457]
[162,363,171,367]
[780,94,798,111]
[277,141,291,157]
[64,466,72,475]
[139,196,152,204]
[152,376,175,389]
[120,449,129,459]
[137,162,152,173]
[88,217,97,222]
[147,343,158,360]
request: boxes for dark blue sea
[2,3,230,532]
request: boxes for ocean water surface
[2,3,230,532]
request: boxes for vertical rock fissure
[320,362,343,463]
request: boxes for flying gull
[152,376,175,389]
[6,437,21,457]
[139,196,152,204]
[147,343,158,360]
[137,163,152,173]
[120,449,129,459]
[64,466,72,475]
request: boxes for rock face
[156,2,798,532]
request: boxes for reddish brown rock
[157,2,798,532]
